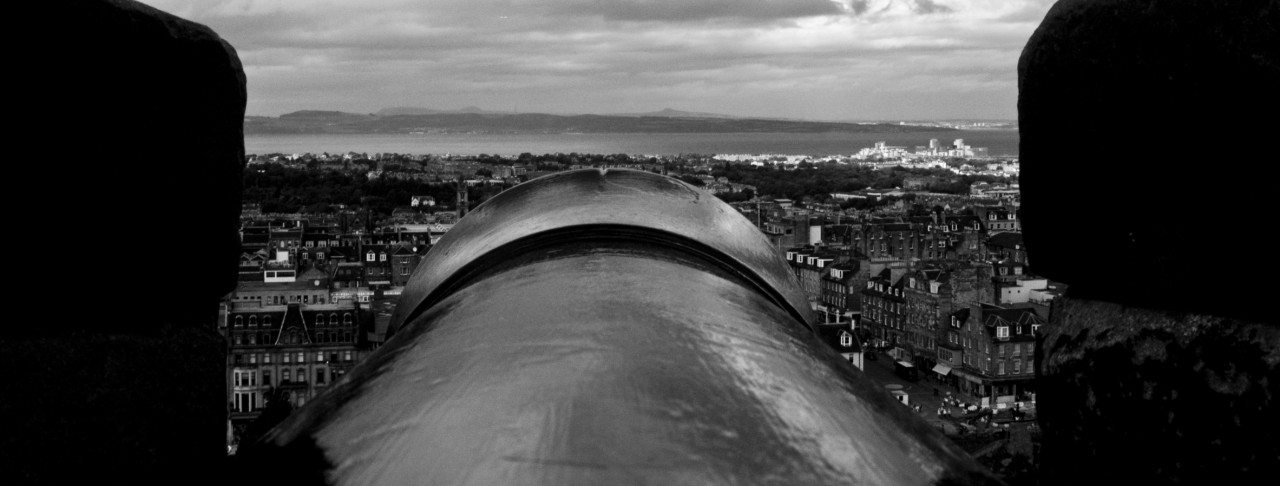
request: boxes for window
[998,344,1005,357]
[234,316,243,327]
[380,253,387,262]
[283,353,291,363]
[344,313,353,325]
[264,353,272,364]
[997,326,1009,338]
[316,369,326,384]
[297,368,306,382]
[366,252,375,262]
[262,370,272,386]
[1014,359,1022,374]
[248,352,257,363]
[249,315,257,327]
[840,332,852,347]
[998,361,1006,375]
[344,351,353,361]
[315,314,325,326]
[283,369,291,382]
[297,352,305,363]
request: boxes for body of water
[245,130,1019,158]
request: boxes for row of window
[996,358,1028,375]
[233,313,353,327]
[234,350,355,365]
[233,330,355,346]
[996,343,1034,358]
[236,365,346,389]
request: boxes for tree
[678,175,706,187]
[239,388,293,446]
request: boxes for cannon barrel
[239,169,999,484]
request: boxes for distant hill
[375,106,498,116]
[608,108,738,119]
[245,110,958,135]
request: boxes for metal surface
[241,170,1000,484]
[389,169,814,336]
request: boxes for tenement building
[223,300,370,429]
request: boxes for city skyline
[142,0,1054,121]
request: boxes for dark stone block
[1036,298,1279,484]
[19,0,246,335]
[1,328,229,484]
[4,0,244,483]
[1018,0,1279,322]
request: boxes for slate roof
[987,232,1024,249]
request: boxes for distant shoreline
[244,130,1020,158]
[244,111,966,136]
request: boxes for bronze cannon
[239,169,998,484]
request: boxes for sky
[142,0,1056,121]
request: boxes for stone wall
[1020,0,1279,483]
[4,1,246,483]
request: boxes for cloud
[140,0,1055,119]
[548,0,844,23]
[912,0,953,15]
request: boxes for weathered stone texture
[2,328,228,483]
[1037,299,1278,484]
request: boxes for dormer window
[951,223,958,231]
[380,253,388,262]
[930,282,940,294]
[989,213,997,220]
[839,331,853,347]
[1000,267,1009,275]
[366,252,375,262]
[1014,266,1023,275]
[997,326,1009,338]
